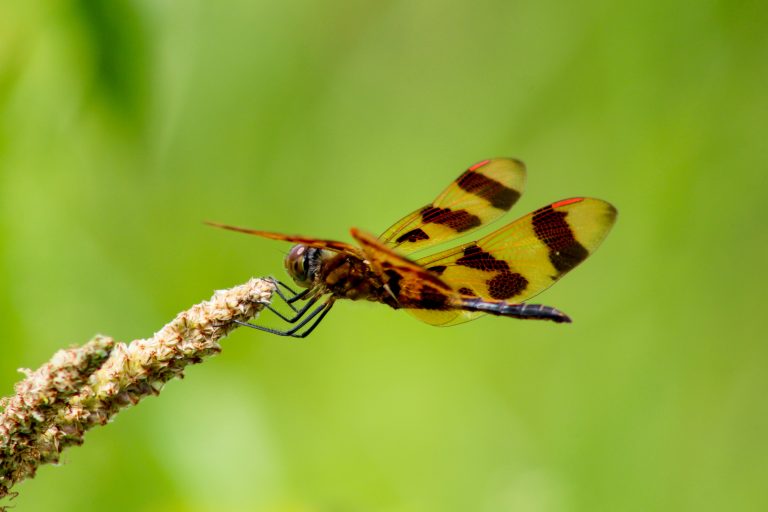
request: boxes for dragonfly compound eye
[285,244,311,285]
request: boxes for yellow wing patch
[379,158,526,255]
[415,198,617,304]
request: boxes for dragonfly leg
[286,288,311,304]
[274,279,298,295]
[268,278,310,311]
[236,299,335,338]
[265,294,319,323]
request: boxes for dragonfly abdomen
[460,298,571,323]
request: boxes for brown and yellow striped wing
[379,158,526,255]
[415,197,617,309]
[350,228,465,325]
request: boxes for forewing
[415,198,617,303]
[205,221,360,255]
[350,228,463,325]
[379,158,526,255]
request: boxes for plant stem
[0,277,275,500]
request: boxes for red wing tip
[468,159,491,171]
[552,197,584,209]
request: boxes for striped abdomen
[460,298,571,323]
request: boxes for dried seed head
[0,278,275,500]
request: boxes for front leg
[236,298,335,338]
[268,277,311,312]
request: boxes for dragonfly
[207,158,617,337]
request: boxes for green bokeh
[1,1,766,510]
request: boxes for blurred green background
[1,0,766,510]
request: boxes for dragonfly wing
[415,198,617,304]
[379,158,526,255]
[205,221,360,255]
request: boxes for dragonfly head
[284,244,322,288]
